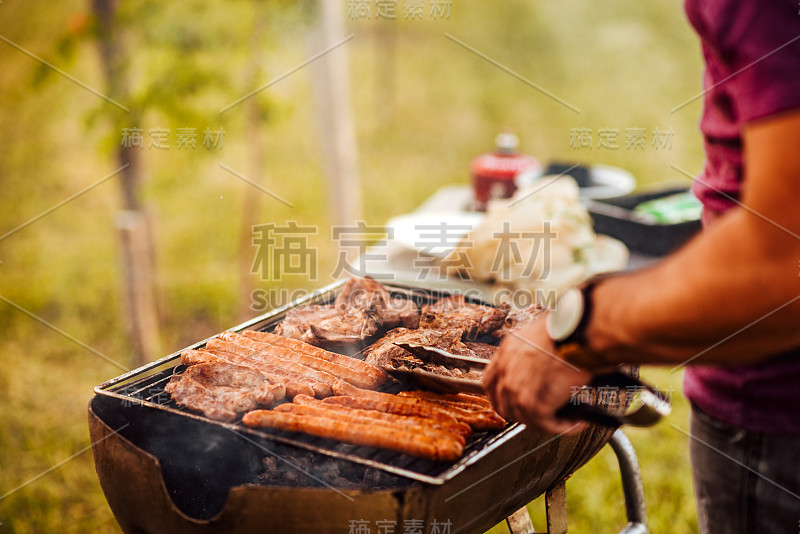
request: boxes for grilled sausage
[221,332,381,390]
[188,345,325,398]
[331,381,505,430]
[290,394,471,440]
[181,348,226,366]
[202,348,322,399]
[242,330,386,384]
[274,402,466,446]
[242,410,464,462]
[206,338,336,397]
[182,347,315,399]
[398,390,494,409]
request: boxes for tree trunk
[375,21,397,122]
[92,0,161,366]
[309,0,363,227]
[238,0,268,321]
[117,210,161,364]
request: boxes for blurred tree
[309,0,363,227]
[237,0,269,321]
[374,19,397,122]
[84,0,311,338]
[91,0,161,366]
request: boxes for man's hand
[482,315,593,434]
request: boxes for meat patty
[165,362,285,421]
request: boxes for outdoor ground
[1,1,704,532]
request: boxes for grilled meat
[275,396,467,445]
[331,381,506,431]
[419,296,510,340]
[390,355,483,381]
[491,304,547,339]
[291,394,472,438]
[218,332,382,390]
[242,409,464,462]
[273,277,420,349]
[272,305,341,343]
[363,327,464,369]
[274,305,381,349]
[464,342,498,359]
[205,337,337,396]
[165,362,285,421]
[398,390,498,415]
[180,348,318,399]
[364,326,497,375]
[398,390,494,410]
[383,296,421,329]
[241,330,385,384]
[178,330,385,406]
[334,276,420,329]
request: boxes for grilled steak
[272,305,342,343]
[180,348,319,398]
[491,304,547,339]
[464,342,498,359]
[165,362,285,422]
[364,327,499,371]
[383,296,421,329]
[390,354,483,381]
[363,327,466,369]
[419,296,510,340]
[274,277,420,349]
[274,305,382,349]
[334,276,420,329]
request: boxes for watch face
[546,288,584,342]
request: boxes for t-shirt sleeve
[705,0,800,123]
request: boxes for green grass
[1,1,703,531]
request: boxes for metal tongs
[388,343,671,428]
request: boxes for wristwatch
[546,281,602,369]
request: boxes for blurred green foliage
[0,0,703,531]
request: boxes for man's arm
[483,109,800,433]
[590,109,800,366]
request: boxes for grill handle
[609,429,649,533]
[555,372,671,428]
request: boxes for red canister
[471,133,541,211]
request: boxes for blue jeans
[690,404,800,533]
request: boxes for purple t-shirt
[683,0,800,433]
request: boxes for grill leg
[504,481,567,534]
[545,481,568,534]
[506,506,537,534]
[609,429,649,534]
[506,429,648,534]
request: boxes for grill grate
[94,280,525,485]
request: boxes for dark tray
[587,188,702,257]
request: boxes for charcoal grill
[90,280,650,533]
